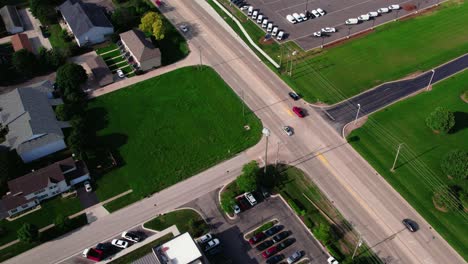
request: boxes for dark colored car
[256,240,274,251]
[262,245,278,259]
[402,219,418,232]
[272,231,290,243]
[289,92,300,100]
[267,254,285,264]
[264,225,283,237]
[278,238,295,250]
[292,107,305,118]
[236,196,250,211]
[96,243,112,252]
[122,231,141,242]
[249,232,266,245]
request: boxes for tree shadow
[85,106,109,132]
[450,111,468,134]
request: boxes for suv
[244,192,257,206]
[198,233,213,244]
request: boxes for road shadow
[451,111,468,134]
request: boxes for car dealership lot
[243,0,442,50]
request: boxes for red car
[82,248,104,262]
[248,232,266,245]
[292,107,304,118]
[262,246,278,259]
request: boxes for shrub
[17,223,39,243]
[220,188,236,213]
[287,199,305,216]
[236,161,259,192]
[425,107,455,134]
[54,214,70,231]
[441,150,468,180]
[313,223,331,244]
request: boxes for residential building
[11,33,33,53]
[0,81,69,163]
[87,54,113,87]
[153,232,203,264]
[0,5,24,34]
[58,0,114,47]
[0,157,90,218]
[119,29,161,71]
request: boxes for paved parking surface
[77,187,100,209]
[240,0,442,50]
[186,190,328,263]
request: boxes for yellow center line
[286,108,294,117]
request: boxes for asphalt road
[318,53,468,133]
[5,1,465,264]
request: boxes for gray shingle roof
[0,5,23,33]
[58,0,113,39]
[0,81,66,155]
[120,29,161,63]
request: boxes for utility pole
[391,143,404,172]
[354,103,361,125]
[427,69,435,91]
[352,235,363,259]
[262,128,271,174]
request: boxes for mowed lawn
[284,1,468,104]
[88,66,262,203]
[348,71,468,259]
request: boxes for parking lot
[187,190,328,263]
[237,0,442,50]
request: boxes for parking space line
[286,108,294,117]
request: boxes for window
[49,185,57,190]
[21,204,29,209]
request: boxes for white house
[0,157,90,218]
[0,5,24,34]
[0,81,70,163]
[119,29,161,71]
[58,0,114,47]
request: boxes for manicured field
[88,66,262,207]
[348,71,468,259]
[144,209,209,237]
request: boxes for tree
[313,223,330,244]
[54,214,70,231]
[56,63,88,101]
[441,150,468,180]
[12,49,39,78]
[236,161,259,192]
[425,107,455,134]
[220,188,236,213]
[39,48,66,70]
[139,12,166,40]
[433,186,459,212]
[67,127,85,156]
[29,0,57,24]
[17,223,39,243]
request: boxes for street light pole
[352,235,363,259]
[354,103,361,125]
[427,69,435,91]
[262,128,271,174]
[391,143,404,172]
[305,0,309,14]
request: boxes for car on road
[179,24,188,33]
[328,256,339,264]
[111,239,129,249]
[282,126,293,136]
[256,240,274,251]
[204,238,220,251]
[321,27,336,33]
[311,9,320,18]
[265,225,283,236]
[368,11,379,17]
[313,31,321,37]
[233,204,241,214]
[345,18,359,25]
[287,250,302,263]
[117,69,125,78]
[122,231,141,243]
[267,254,285,264]
[377,7,390,13]
[82,248,104,262]
[289,92,300,100]
[272,231,290,243]
[316,8,326,16]
[402,219,418,232]
[262,245,278,259]
[249,232,266,245]
[278,238,294,250]
[244,192,257,206]
[292,107,305,118]
[388,4,400,10]
[84,181,92,192]
[198,233,213,244]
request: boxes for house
[87,54,113,87]
[0,81,70,163]
[153,232,203,264]
[0,5,24,34]
[119,29,161,71]
[11,33,33,53]
[58,0,114,47]
[0,157,90,218]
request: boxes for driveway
[17,8,52,52]
[77,187,100,209]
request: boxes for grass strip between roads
[348,71,468,260]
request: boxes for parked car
[316,8,326,16]
[233,204,241,214]
[277,31,284,40]
[252,10,258,19]
[267,254,285,264]
[117,69,125,78]
[122,231,141,243]
[82,248,104,262]
[249,232,266,245]
[292,13,302,22]
[262,246,278,259]
[256,240,274,251]
[288,92,300,100]
[278,238,295,250]
[257,14,263,23]
[244,192,257,206]
[368,11,379,17]
[248,6,253,16]
[327,256,339,264]
[236,196,250,211]
[388,4,400,10]
[402,219,418,232]
[358,14,370,21]
[321,27,336,33]
[265,225,283,237]
[204,238,220,251]
[313,31,321,37]
[286,14,296,24]
[292,107,305,118]
[345,18,359,25]
[267,23,273,32]
[311,9,320,18]
[377,7,390,13]
[300,13,308,21]
[111,239,129,249]
[272,231,290,243]
[95,243,112,252]
[262,19,268,28]
[198,233,213,244]
[287,251,303,264]
[272,26,279,36]
[84,181,92,192]
[282,126,293,136]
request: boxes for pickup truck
[82,248,104,262]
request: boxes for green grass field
[348,71,468,260]
[144,209,209,237]
[88,66,262,208]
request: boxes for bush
[433,186,460,212]
[441,150,468,180]
[236,161,259,192]
[287,199,305,216]
[425,107,455,134]
[313,223,331,244]
[17,223,39,243]
[54,215,71,231]
[12,49,39,78]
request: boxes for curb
[242,218,279,241]
[218,182,237,221]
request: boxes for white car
[204,238,220,252]
[311,9,320,18]
[316,8,326,16]
[313,31,322,37]
[244,192,257,206]
[277,30,284,40]
[267,23,273,33]
[300,13,308,21]
[292,13,302,22]
[327,256,339,264]
[388,4,400,10]
[257,14,263,23]
[198,233,213,244]
[233,204,241,214]
[321,27,336,33]
[358,14,370,21]
[252,10,258,19]
[116,69,125,78]
[345,18,359,25]
[282,126,293,136]
[368,11,379,17]
[378,7,390,13]
[112,239,129,249]
[179,24,188,33]
[286,14,296,24]
[84,181,92,192]
[272,26,279,36]
[122,231,141,243]
[262,19,268,28]
[240,5,249,11]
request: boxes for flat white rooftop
[160,232,202,264]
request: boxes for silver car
[282,126,293,136]
[287,251,302,263]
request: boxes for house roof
[0,5,23,33]
[1,195,30,211]
[120,29,161,63]
[58,0,113,39]
[11,33,33,53]
[87,54,113,86]
[0,81,66,155]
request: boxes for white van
[286,14,296,24]
[277,30,284,40]
[345,18,359,25]
[248,6,253,16]
[378,7,390,13]
[368,11,379,17]
[257,14,263,23]
[252,10,258,19]
[267,23,273,33]
[262,19,268,28]
[272,26,278,36]
[358,14,370,21]
[292,13,302,22]
[388,4,400,10]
